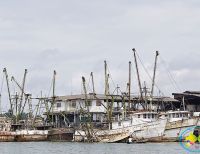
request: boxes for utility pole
[150,51,159,110]
[3,68,13,115]
[90,72,95,94]
[132,49,143,101]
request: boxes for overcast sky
[0,0,200,111]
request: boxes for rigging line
[107,65,117,91]
[135,51,165,96]
[159,55,182,92]
[107,65,116,87]
[160,60,179,92]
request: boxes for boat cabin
[160,111,190,122]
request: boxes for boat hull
[15,130,48,142]
[47,128,74,142]
[0,132,16,142]
[130,119,167,142]
[161,118,199,142]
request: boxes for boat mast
[132,49,143,103]
[19,69,27,116]
[104,60,112,129]
[150,51,159,110]
[3,68,13,115]
[82,76,89,112]
[90,72,95,94]
[52,70,56,125]
[104,60,108,96]
[128,61,131,111]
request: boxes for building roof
[54,93,178,103]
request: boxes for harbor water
[0,142,189,154]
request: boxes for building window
[85,100,92,106]
[143,114,146,119]
[96,100,101,106]
[72,101,76,108]
[138,114,140,118]
[57,103,61,108]
[148,114,151,119]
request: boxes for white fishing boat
[128,112,167,142]
[160,110,200,142]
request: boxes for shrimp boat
[74,111,167,143]
[74,121,131,143]
[128,111,167,142]
[160,110,200,142]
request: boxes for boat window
[148,114,151,119]
[172,113,175,118]
[165,114,168,117]
[143,114,146,119]
[118,121,121,126]
[176,113,179,118]
[138,114,140,118]
[180,113,182,117]
[152,114,154,118]
[183,113,186,117]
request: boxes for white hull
[74,118,167,142]
[162,118,199,141]
[130,119,167,141]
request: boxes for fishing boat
[160,110,200,142]
[128,111,167,142]
[74,111,167,143]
